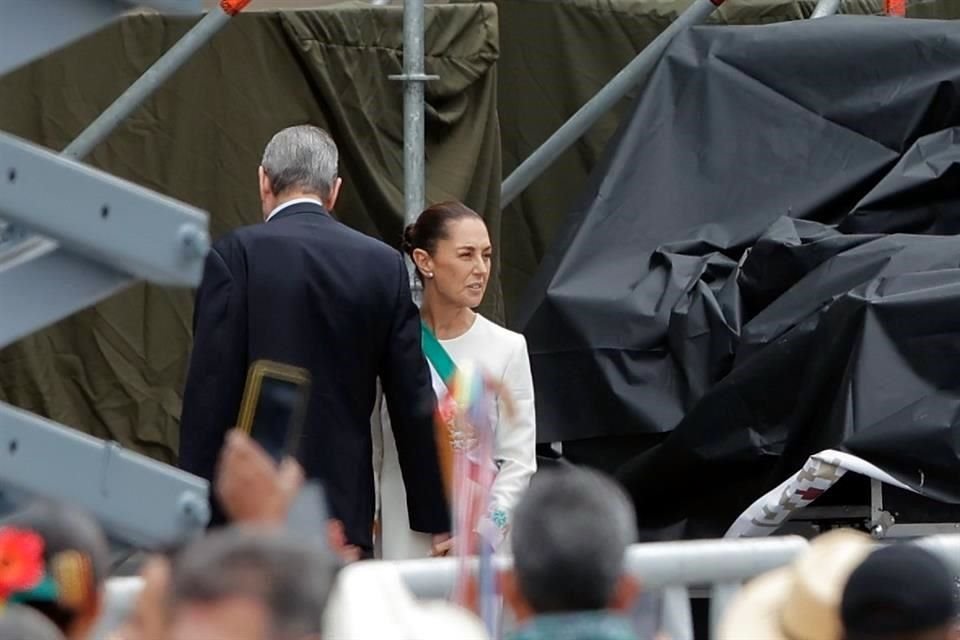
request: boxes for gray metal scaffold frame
[0,0,243,549]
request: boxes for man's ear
[258,166,275,204]
[610,574,641,612]
[324,176,343,211]
[500,569,536,624]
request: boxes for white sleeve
[484,333,537,544]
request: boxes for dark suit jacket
[179,200,449,549]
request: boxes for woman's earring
[426,272,434,279]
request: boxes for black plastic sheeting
[513,16,960,533]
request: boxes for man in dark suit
[179,125,450,555]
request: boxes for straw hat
[717,529,874,640]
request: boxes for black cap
[841,544,957,638]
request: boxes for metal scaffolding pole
[390,0,437,295]
[810,0,842,17]
[64,0,252,160]
[499,0,726,209]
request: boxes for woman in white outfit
[373,201,537,559]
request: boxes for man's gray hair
[171,526,339,639]
[261,125,339,199]
[511,466,638,613]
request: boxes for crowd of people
[1,124,958,639]
[0,432,957,639]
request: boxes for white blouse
[373,314,537,557]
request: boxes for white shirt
[265,197,325,222]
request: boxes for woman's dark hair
[400,201,484,261]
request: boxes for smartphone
[236,360,311,463]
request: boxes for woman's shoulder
[473,315,528,350]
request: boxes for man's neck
[265,192,324,221]
[420,295,475,340]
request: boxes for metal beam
[0,402,209,549]
[390,535,809,600]
[499,0,725,209]
[0,132,209,286]
[0,246,131,349]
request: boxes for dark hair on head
[1,500,109,634]
[400,201,484,275]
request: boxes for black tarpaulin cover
[513,15,960,531]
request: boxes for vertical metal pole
[390,1,437,298]
[710,582,741,638]
[499,0,725,209]
[63,2,249,161]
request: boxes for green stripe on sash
[421,322,457,386]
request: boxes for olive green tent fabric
[0,4,500,463]
[493,0,960,321]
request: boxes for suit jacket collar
[268,199,331,223]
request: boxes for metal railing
[95,532,960,640]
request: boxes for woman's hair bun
[400,223,417,257]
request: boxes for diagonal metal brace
[0,403,209,549]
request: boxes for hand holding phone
[215,429,305,525]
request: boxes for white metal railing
[91,533,960,640]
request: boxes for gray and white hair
[171,527,339,639]
[260,125,339,199]
[511,466,638,613]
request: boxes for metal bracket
[868,477,896,537]
[387,73,439,82]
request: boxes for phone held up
[236,360,311,464]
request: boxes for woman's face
[422,217,491,309]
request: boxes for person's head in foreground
[166,526,338,640]
[718,528,876,640]
[502,467,640,629]
[0,500,109,640]
[841,543,959,640]
[258,125,342,218]
[0,603,67,640]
